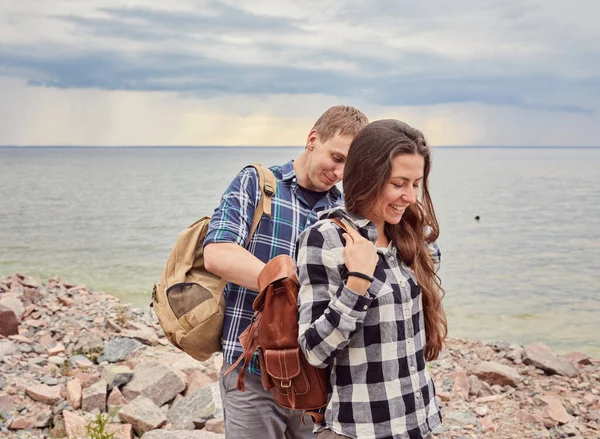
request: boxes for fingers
[343,225,362,240]
[342,233,353,248]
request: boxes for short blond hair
[311,106,368,143]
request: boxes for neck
[365,213,388,247]
[376,224,389,247]
[292,150,311,189]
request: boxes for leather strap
[330,217,349,233]
[223,312,262,391]
[244,164,276,248]
[302,410,324,425]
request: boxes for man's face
[304,130,353,192]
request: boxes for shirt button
[292,177,297,183]
[401,281,407,287]
[410,366,416,372]
[415,394,420,399]
[363,305,368,310]
[407,339,413,344]
[388,256,395,261]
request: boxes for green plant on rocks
[74,346,104,364]
[59,359,73,377]
[115,305,131,326]
[83,414,114,439]
[48,426,67,439]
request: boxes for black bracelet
[346,271,374,283]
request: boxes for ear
[306,129,319,150]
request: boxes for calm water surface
[1,147,598,356]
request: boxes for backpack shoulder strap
[245,164,277,247]
[330,217,349,233]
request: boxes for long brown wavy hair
[343,119,447,361]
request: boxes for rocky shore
[0,273,598,439]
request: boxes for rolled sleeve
[330,284,373,318]
[203,167,260,249]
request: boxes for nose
[333,163,344,181]
[403,186,418,204]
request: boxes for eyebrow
[391,176,423,181]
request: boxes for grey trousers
[220,362,315,439]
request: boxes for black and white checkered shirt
[296,207,442,439]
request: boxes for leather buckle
[264,184,275,196]
[281,380,291,388]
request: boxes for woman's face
[368,153,424,227]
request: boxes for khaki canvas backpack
[152,164,277,362]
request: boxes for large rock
[73,329,104,353]
[101,338,143,363]
[141,431,224,439]
[0,307,19,337]
[167,386,216,430]
[523,344,579,377]
[449,370,469,399]
[32,406,53,428]
[444,410,478,425]
[0,395,13,411]
[122,328,159,346]
[473,361,521,387]
[0,296,24,321]
[8,417,33,429]
[0,340,17,360]
[101,364,134,389]
[64,410,132,439]
[82,380,107,413]
[185,369,214,395]
[70,354,94,369]
[119,396,167,435]
[537,395,572,425]
[122,362,186,406]
[205,418,225,434]
[562,351,593,366]
[108,387,129,408]
[25,384,63,405]
[171,355,206,375]
[66,378,82,410]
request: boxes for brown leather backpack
[224,254,328,421]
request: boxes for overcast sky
[0,0,598,146]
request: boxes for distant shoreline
[1,145,600,149]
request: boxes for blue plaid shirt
[204,160,343,375]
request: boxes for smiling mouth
[324,175,336,184]
[390,204,407,212]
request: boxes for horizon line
[1,145,600,149]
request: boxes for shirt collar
[278,160,342,202]
[278,160,296,182]
[318,206,379,244]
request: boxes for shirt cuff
[330,284,373,319]
[204,228,245,248]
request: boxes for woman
[296,119,447,439]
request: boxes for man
[203,105,369,439]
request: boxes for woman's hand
[341,226,379,296]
